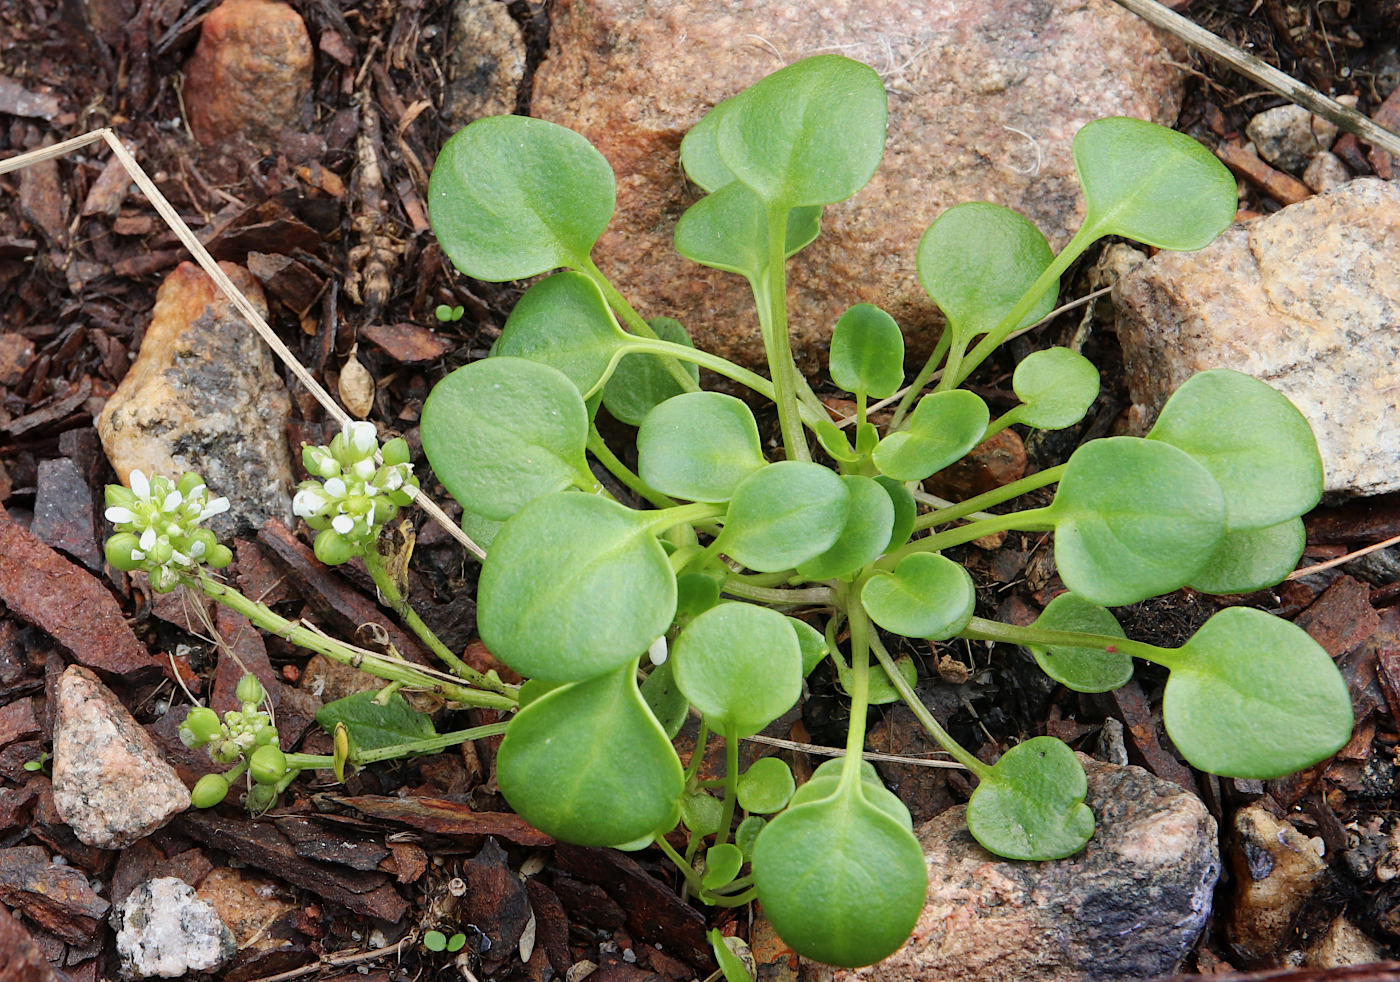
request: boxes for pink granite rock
[1115,178,1400,497]
[531,0,1186,372]
[51,666,191,850]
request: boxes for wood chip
[361,322,454,364]
[1216,138,1312,206]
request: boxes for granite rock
[51,666,191,850]
[97,261,294,536]
[1302,151,1351,193]
[531,0,1186,373]
[182,0,313,149]
[1114,178,1400,497]
[111,877,236,979]
[445,0,525,124]
[803,758,1218,982]
[1246,104,1340,174]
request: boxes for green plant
[418,53,1352,968]
[422,930,467,953]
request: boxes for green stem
[282,721,512,772]
[912,464,1066,532]
[362,550,503,693]
[588,425,677,509]
[760,203,810,462]
[721,580,833,606]
[715,723,740,847]
[654,834,705,893]
[959,616,1172,667]
[641,501,725,538]
[581,257,701,395]
[885,506,1055,567]
[839,592,873,791]
[194,570,517,711]
[888,329,952,430]
[708,888,758,908]
[684,721,710,783]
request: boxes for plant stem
[720,580,833,606]
[283,722,511,772]
[959,616,1171,667]
[654,834,705,893]
[839,594,873,791]
[912,464,1066,532]
[587,425,677,509]
[888,330,952,430]
[193,570,517,710]
[715,723,741,847]
[581,258,701,395]
[885,506,1055,567]
[761,203,810,462]
[684,721,710,783]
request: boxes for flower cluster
[104,470,232,591]
[181,674,288,811]
[292,420,418,565]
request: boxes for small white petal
[292,489,326,517]
[352,458,376,480]
[199,497,230,521]
[129,470,150,499]
[647,636,668,667]
[331,514,355,535]
[162,490,184,512]
[379,469,404,491]
[189,540,207,558]
[324,477,347,498]
[139,527,157,551]
[104,506,134,524]
[171,550,191,566]
[130,549,146,561]
[347,420,378,457]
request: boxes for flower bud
[302,444,339,478]
[245,783,278,813]
[381,437,410,466]
[249,745,288,785]
[190,773,230,808]
[236,673,266,707]
[105,532,143,571]
[177,472,206,497]
[179,706,223,747]
[207,544,234,568]
[314,529,358,566]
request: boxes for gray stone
[1225,805,1330,966]
[445,0,524,124]
[51,666,191,850]
[1302,150,1351,193]
[111,877,236,979]
[804,758,1218,982]
[97,261,294,536]
[1246,104,1340,174]
[532,0,1186,373]
[1114,178,1400,497]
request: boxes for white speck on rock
[111,877,236,979]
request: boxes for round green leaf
[735,815,766,862]
[873,390,989,482]
[640,659,689,740]
[875,476,917,551]
[861,553,975,640]
[1027,592,1132,693]
[681,790,724,836]
[789,617,830,677]
[916,201,1056,341]
[602,317,698,426]
[737,757,796,814]
[1074,117,1238,251]
[829,304,905,399]
[965,736,1094,860]
[680,96,739,192]
[1162,607,1353,779]
[478,493,676,682]
[788,763,912,832]
[796,475,895,581]
[751,786,925,967]
[836,653,918,707]
[421,357,592,521]
[1188,518,1306,595]
[672,602,802,736]
[1047,437,1227,607]
[1007,347,1100,430]
[675,181,823,281]
[703,843,745,892]
[493,272,625,394]
[720,462,851,573]
[716,55,887,208]
[1146,369,1323,531]
[637,392,767,503]
[496,660,683,847]
[676,571,723,618]
[429,115,616,280]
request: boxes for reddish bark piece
[554,844,714,971]
[273,816,391,871]
[1109,679,1199,795]
[923,428,1027,501]
[178,811,408,921]
[0,505,159,680]
[463,838,532,959]
[0,334,34,387]
[79,140,136,218]
[1294,575,1379,658]
[1363,84,1400,180]
[360,322,454,364]
[0,75,62,119]
[1154,963,1400,981]
[0,845,110,943]
[4,377,91,438]
[326,794,554,847]
[211,604,278,714]
[0,697,38,749]
[0,902,63,982]
[31,457,103,572]
[16,155,67,249]
[388,841,428,884]
[204,200,323,259]
[1216,139,1312,206]
[233,537,295,607]
[1304,495,1400,544]
[246,251,325,312]
[1377,648,1400,726]
[0,779,43,836]
[525,879,572,976]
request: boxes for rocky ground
[2,0,1400,980]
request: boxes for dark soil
[2,1,1400,980]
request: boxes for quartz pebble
[111,877,236,979]
[1245,104,1340,174]
[1302,151,1351,193]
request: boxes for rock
[1302,151,1351,193]
[111,877,236,979]
[1303,916,1386,969]
[196,866,296,951]
[1114,178,1400,497]
[445,0,525,124]
[531,0,1186,372]
[1225,804,1329,966]
[803,758,1218,982]
[97,261,295,537]
[31,456,103,571]
[924,428,1027,501]
[51,666,191,850]
[182,0,313,149]
[1245,104,1340,174]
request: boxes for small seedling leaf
[735,815,766,861]
[1188,518,1306,595]
[795,475,895,581]
[1027,592,1132,692]
[1162,607,1353,778]
[966,736,1094,860]
[478,494,676,682]
[496,659,684,846]
[680,97,739,192]
[875,476,917,551]
[676,571,723,618]
[737,757,797,814]
[637,392,767,502]
[873,390,989,482]
[835,653,918,706]
[423,931,447,952]
[829,304,905,399]
[681,790,725,836]
[493,272,625,394]
[720,462,851,572]
[1006,346,1100,430]
[703,843,745,892]
[429,115,616,280]
[315,691,436,751]
[861,552,976,640]
[672,602,802,736]
[602,317,698,426]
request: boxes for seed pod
[191,773,230,808]
[249,745,288,785]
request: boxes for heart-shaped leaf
[1162,607,1353,778]
[703,843,745,892]
[737,757,796,814]
[640,659,689,740]
[315,691,436,751]
[789,617,829,677]
[875,476,917,551]
[916,201,1057,341]
[493,272,626,394]
[680,95,740,192]
[861,552,975,640]
[1147,369,1323,530]
[478,493,675,682]
[672,602,802,736]
[874,390,989,482]
[751,784,926,967]
[429,115,616,280]
[637,392,767,503]
[720,462,850,573]
[1027,592,1132,692]
[422,357,593,521]
[1047,437,1226,606]
[965,736,1094,860]
[829,304,905,399]
[1005,346,1100,430]
[1188,518,1306,595]
[602,317,699,426]
[795,475,894,581]
[1074,117,1238,251]
[716,55,887,208]
[675,180,823,281]
[496,659,683,846]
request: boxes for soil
[1,1,1400,981]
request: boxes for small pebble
[111,878,236,979]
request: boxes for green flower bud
[211,739,242,764]
[207,544,234,568]
[149,537,174,566]
[191,773,230,808]
[249,745,288,785]
[149,566,181,592]
[313,529,358,566]
[253,723,279,747]
[105,533,142,571]
[176,473,206,497]
[245,782,278,813]
[236,673,266,707]
[302,444,340,478]
[105,485,137,510]
[381,437,410,466]
[179,707,223,747]
[372,498,397,525]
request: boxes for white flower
[647,636,668,667]
[105,506,134,524]
[292,488,327,518]
[139,527,157,552]
[346,420,378,458]
[331,514,356,536]
[199,497,230,521]
[129,469,150,499]
[324,477,347,498]
[161,490,183,512]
